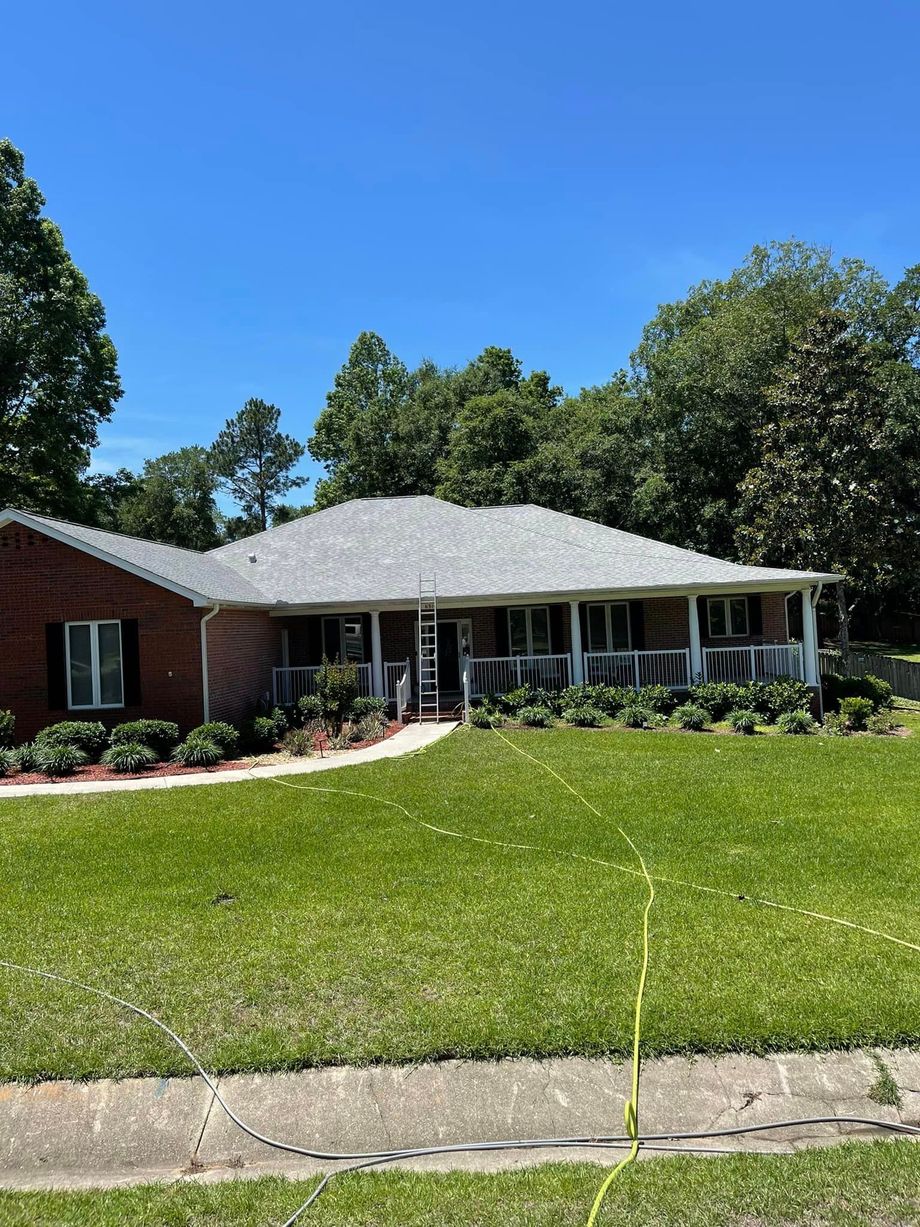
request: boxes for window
[65,621,123,709]
[322,615,364,662]
[586,602,631,653]
[508,606,550,656]
[706,596,749,638]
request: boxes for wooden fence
[818,649,920,701]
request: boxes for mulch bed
[0,721,403,788]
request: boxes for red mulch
[0,721,403,787]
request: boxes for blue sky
[3,0,918,505]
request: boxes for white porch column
[801,588,818,685]
[569,601,584,684]
[687,596,703,683]
[370,610,385,696]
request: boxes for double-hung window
[585,602,631,653]
[706,596,749,638]
[65,621,124,709]
[508,606,550,656]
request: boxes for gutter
[200,604,221,723]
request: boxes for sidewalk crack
[192,1080,219,1165]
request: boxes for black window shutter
[361,613,372,662]
[121,619,142,705]
[747,594,763,637]
[549,605,564,655]
[494,608,510,656]
[45,623,67,710]
[629,601,646,651]
[305,615,322,665]
[697,596,710,638]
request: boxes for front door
[415,619,472,693]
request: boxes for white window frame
[585,602,632,653]
[64,620,124,710]
[706,596,749,639]
[507,606,551,657]
[321,614,365,663]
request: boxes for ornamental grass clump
[517,705,554,728]
[171,736,223,767]
[618,704,664,730]
[562,704,605,728]
[673,703,710,731]
[100,742,158,773]
[776,709,816,735]
[727,708,758,735]
[109,720,179,760]
[34,742,89,777]
[188,722,239,756]
[35,721,108,760]
[0,748,15,777]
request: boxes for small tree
[211,398,306,531]
[314,657,360,735]
[118,446,220,549]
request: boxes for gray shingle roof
[1,509,270,605]
[209,495,839,606]
[4,497,838,609]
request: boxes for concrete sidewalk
[1,1048,916,1191]
[0,720,458,798]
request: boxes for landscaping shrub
[738,682,773,721]
[171,736,223,767]
[516,705,554,728]
[469,705,501,728]
[314,657,360,734]
[352,711,389,741]
[861,674,893,710]
[618,705,664,729]
[776,709,816,735]
[559,684,630,716]
[35,721,107,759]
[348,695,388,721]
[100,742,158,773]
[688,682,746,721]
[561,704,605,727]
[823,673,893,713]
[34,743,88,776]
[109,720,179,760]
[297,693,323,724]
[188,721,239,756]
[727,708,758,735]
[0,748,15,777]
[839,696,874,731]
[281,727,314,756]
[822,712,848,736]
[764,676,813,719]
[0,709,14,748]
[637,685,677,715]
[268,706,289,736]
[867,711,898,736]
[13,742,37,771]
[241,716,280,752]
[673,703,710,731]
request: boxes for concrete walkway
[1,1048,916,1191]
[0,721,458,797]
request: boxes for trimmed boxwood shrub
[348,695,389,721]
[172,736,223,767]
[241,716,280,752]
[839,696,873,731]
[0,709,14,748]
[823,673,893,713]
[517,705,554,728]
[776,709,816,735]
[636,685,677,715]
[673,703,710,731]
[35,721,108,759]
[109,720,179,760]
[559,684,631,716]
[764,676,813,719]
[0,748,15,777]
[562,704,605,728]
[188,721,239,756]
[688,682,747,721]
[100,742,158,773]
[727,708,758,735]
[34,742,89,776]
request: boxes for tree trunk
[836,582,850,658]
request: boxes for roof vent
[248,552,257,564]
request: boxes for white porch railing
[469,653,571,697]
[584,649,691,689]
[703,643,804,684]
[384,659,410,703]
[273,662,373,705]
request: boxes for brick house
[0,497,839,737]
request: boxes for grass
[1,1144,918,1225]
[851,640,920,664]
[1,726,919,1081]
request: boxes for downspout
[200,604,221,724]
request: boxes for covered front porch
[270,589,821,714]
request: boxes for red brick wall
[643,597,691,650]
[0,524,204,740]
[206,608,281,723]
[380,607,499,687]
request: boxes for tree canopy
[117,446,221,550]
[211,398,306,531]
[0,139,122,515]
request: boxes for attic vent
[248,552,257,564]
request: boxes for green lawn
[851,640,920,664]
[1,1144,917,1225]
[1,726,918,1081]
